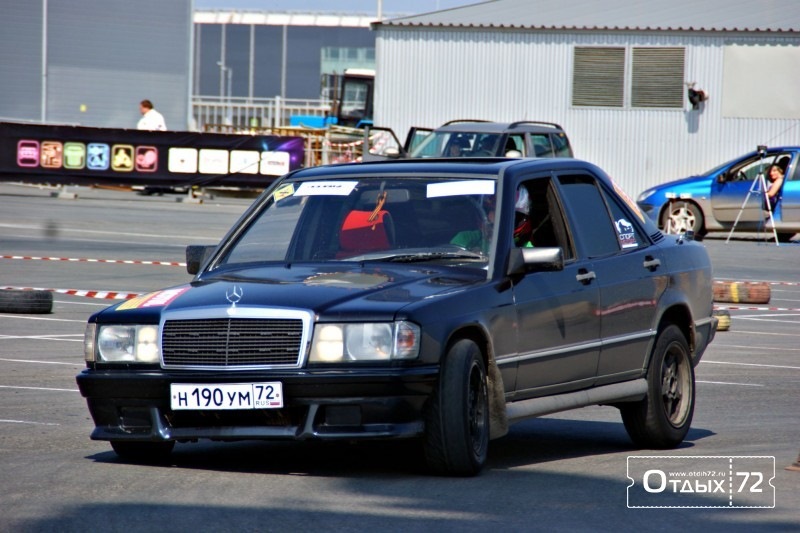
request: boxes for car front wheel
[661,201,705,238]
[621,325,695,448]
[423,339,489,476]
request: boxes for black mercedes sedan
[77,157,717,476]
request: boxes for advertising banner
[1,122,304,189]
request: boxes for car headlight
[86,324,161,363]
[309,321,421,363]
[637,188,656,203]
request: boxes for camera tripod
[725,147,779,245]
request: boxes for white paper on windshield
[427,180,495,198]
[294,181,358,196]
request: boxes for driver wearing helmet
[514,186,534,247]
[446,136,470,157]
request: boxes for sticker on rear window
[615,218,639,249]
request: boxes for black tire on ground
[423,339,489,476]
[110,441,175,462]
[621,324,695,448]
[0,289,53,314]
[660,201,705,240]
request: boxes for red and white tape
[0,255,184,267]
[1,286,140,300]
[715,304,800,312]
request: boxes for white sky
[193,0,479,17]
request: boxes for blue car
[637,147,799,242]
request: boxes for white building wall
[375,28,800,196]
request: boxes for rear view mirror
[506,247,564,276]
[186,245,217,275]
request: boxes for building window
[572,46,685,109]
[631,47,685,108]
[572,47,625,107]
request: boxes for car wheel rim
[660,346,691,427]
[468,362,488,455]
[667,203,696,234]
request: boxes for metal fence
[191,95,332,132]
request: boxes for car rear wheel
[661,201,705,239]
[110,441,175,462]
[621,325,694,448]
[423,339,489,476]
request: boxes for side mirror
[716,174,728,184]
[506,247,564,276]
[186,245,217,275]
[384,147,401,158]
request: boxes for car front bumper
[76,367,438,443]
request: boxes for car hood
[93,263,486,323]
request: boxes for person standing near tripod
[765,163,785,210]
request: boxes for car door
[557,172,667,382]
[510,175,601,399]
[776,153,799,223]
[590,180,668,383]
[711,152,786,223]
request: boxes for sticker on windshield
[295,181,358,196]
[427,180,495,198]
[615,218,639,249]
[272,183,295,201]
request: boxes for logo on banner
[87,143,110,170]
[111,144,134,172]
[17,140,40,167]
[63,143,86,169]
[41,141,63,168]
[168,147,198,173]
[135,146,158,172]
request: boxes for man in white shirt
[137,99,167,131]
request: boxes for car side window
[551,133,572,157]
[504,134,526,157]
[599,186,643,250]
[530,134,554,157]
[517,178,575,260]
[557,174,620,258]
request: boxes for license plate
[170,382,283,410]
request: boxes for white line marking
[697,380,763,387]
[701,360,800,370]
[0,314,87,323]
[0,385,79,392]
[0,419,60,426]
[725,329,800,338]
[54,300,112,307]
[712,344,800,352]
[0,357,81,366]
[0,335,83,342]
[0,222,197,240]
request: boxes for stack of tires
[712,280,771,332]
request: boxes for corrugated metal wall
[375,27,800,196]
[1,0,192,130]
[0,3,44,121]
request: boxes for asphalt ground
[0,183,798,532]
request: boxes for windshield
[409,132,503,158]
[219,176,497,271]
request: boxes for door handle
[643,256,661,271]
[576,269,596,284]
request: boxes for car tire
[621,324,695,448]
[110,441,175,462]
[661,201,705,239]
[423,339,489,476]
[0,289,53,314]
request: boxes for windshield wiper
[381,251,486,262]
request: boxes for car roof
[434,120,565,134]
[285,157,593,183]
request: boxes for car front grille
[161,318,304,368]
